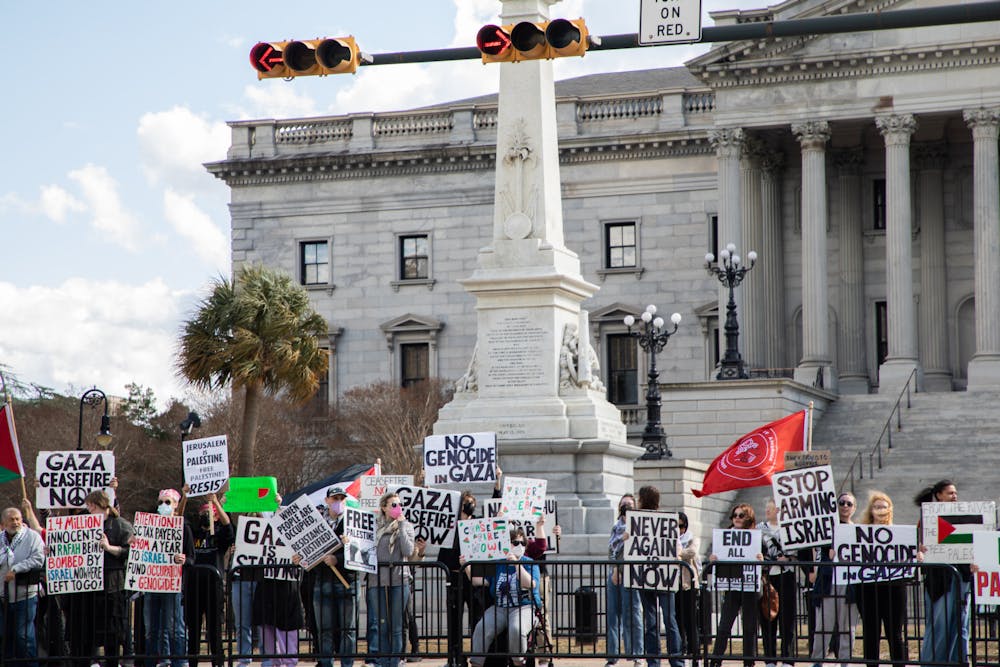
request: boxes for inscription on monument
[483,316,547,391]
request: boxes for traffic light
[476,18,590,63]
[250,37,361,79]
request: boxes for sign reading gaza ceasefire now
[834,523,918,585]
[458,518,511,562]
[36,451,115,509]
[344,506,378,574]
[394,485,461,547]
[126,512,184,593]
[45,514,104,595]
[771,464,838,549]
[423,432,497,485]
[921,501,996,564]
[273,495,341,570]
[972,531,1000,606]
[484,497,559,553]
[182,434,229,496]
[711,529,762,591]
[623,510,681,591]
[232,516,297,582]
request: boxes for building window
[709,214,719,261]
[875,300,888,367]
[605,222,636,269]
[300,241,329,285]
[400,343,430,388]
[400,235,429,280]
[302,348,330,417]
[606,334,638,405]
[873,179,887,231]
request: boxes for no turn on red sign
[639,0,703,45]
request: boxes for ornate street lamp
[77,388,112,450]
[705,243,757,380]
[624,306,682,460]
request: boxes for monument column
[792,121,833,388]
[740,138,766,372]
[875,114,920,392]
[963,107,1000,389]
[914,143,952,391]
[709,128,745,371]
[834,148,869,393]
[760,150,786,371]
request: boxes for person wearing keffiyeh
[0,506,44,667]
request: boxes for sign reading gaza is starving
[423,432,496,485]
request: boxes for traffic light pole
[367,1,1000,66]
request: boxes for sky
[1,0,762,408]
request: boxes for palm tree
[177,264,329,476]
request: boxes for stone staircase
[733,388,1000,526]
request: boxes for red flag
[0,403,25,484]
[344,464,378,499]
[692,410,807,498]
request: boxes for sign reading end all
[639,0,703,46]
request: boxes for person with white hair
[0,506,45,666]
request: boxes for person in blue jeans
[0,507,45,667]
[606,494,643,667]
[313,484,360,667]
[365,492,415,667]
[636,486,683,667]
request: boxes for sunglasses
[731,512,747,519]
[838,500,855,507]
[158,501,173,506]
[511,540,527,546]
[389,502,400,508]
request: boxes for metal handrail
[839,366,918,494]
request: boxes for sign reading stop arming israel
[921,501,996,564]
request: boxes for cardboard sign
[423,432,497,485]
[711,529,762,591]
[499,476,547,522]
[232,516,298,582]
[834,524,918,585]
[458,518,511,562]
[921,501,996,564]
[484,497,559,553]
[972,531,1000,606]
[360,475,413,512]
[126,512,184,593]
[623,510,681,591]
[394,485,460,548]
[223,476,279,513]
[35,451,115,509]
[182,434,230,496]
[273,495,341,570]
[343,507,378,574]
[784,450,831,470]
[45,514,104,595]
[772,465,838,549]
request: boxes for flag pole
[807,401,815,452]
[0,373,27,500]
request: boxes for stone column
[709,128,745,372]
[834,149,868,393]
[791,121,833,388]
[963,107,1000,389]
[875,114,919,392]
[760,150,786,371]
[914,143,952,391]
[740,138,766,372]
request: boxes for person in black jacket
[185,492,235,667]
[312,484,359,667]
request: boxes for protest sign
[921,501,996,564]
[45,514,104,595]
[343,506,378,574]
[394,485,460,547]
[126,512,184,593]
[711,529,762,591]
[458,518,511,562]
[623,510,681,591]
[784,450,831,470]
[35,451,115,509]
[499,476,547,522]
[182,434,229,496]
[273,495,341,570]
[232,516,298,581]
[223,477,279,513]
[484,497,559,553]
[772,464,837,549]
[834,523,918,585]
[360,475,413,512]
[423,432,497,485]
[972,531,1000,606]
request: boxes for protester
[636,486,683,667]
[311,484,360,667]
[675,512,702,667]
[709,503,763,667]
[254,563,305,667]
[186,491,234,667]
[402,535,426,663]
[463,526,542,667]
[915,480,970,665]
[0,506,45,666]
[228,532,258,667]
[856,491,906,667]
[810,492,858,667]
[437,489,486,667]
[366,491,415,667]
[137,488,194,667]
[606,493,643,667]
[65,490,133,667]
[759,499,800,667]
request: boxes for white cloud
[238,84,320,120]
[137,106,230,191]
[39,185,85,223]
[67,164,140,250]
[162,189,230,273]
[0,278,196,408]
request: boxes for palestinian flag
[344,464,378,500]
[937,514,985,544]
[0,403,25,484]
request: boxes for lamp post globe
[623,307,682,460]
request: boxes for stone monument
[432,0,644,554]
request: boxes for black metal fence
[3,559,997,667]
